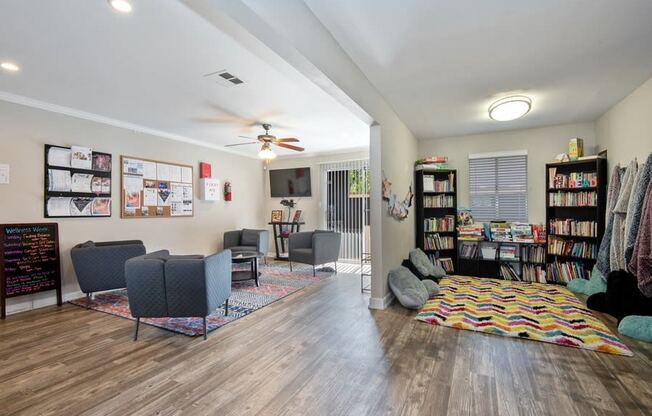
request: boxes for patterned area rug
[70,264,330,336]
[416,276,633,356]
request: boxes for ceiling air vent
[204,70,245,87]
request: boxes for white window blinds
[468,152,528,222]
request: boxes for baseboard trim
[368,292,394,310]
[5,290,84,316]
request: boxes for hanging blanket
[597,165,622,277]
[626,154,652,268]
[630,179,652,297]
[611,160,637,271]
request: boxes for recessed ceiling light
[109,0,132,13]
[1,62,20,72]
[488,96,532,121]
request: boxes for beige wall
[596,76,652,167]
[0,101,265,315]
[418,122,597,223]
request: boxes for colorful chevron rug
[416,276,632,356]
[69,264,331,337]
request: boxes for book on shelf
[522,264,547,283]
[500,263,521,281]
[547,236,597,259]
[422,172,455,192]
[424,215,455,232]
[532,224,547,243]
[511,222,534,243]
[426,254,455,273]
[521,245,546,263]
[548,171,597,189]
[549,219,597,237]
[548,191,597,207]
[459,242,478,259]
[547,261,590,283]
[490,222,512,242]
[458,224,484,240]
[424,234,455,250]
[424,194,455,208]
[499,244,518,260]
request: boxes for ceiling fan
[225,124,304,159]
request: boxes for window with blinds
[468,152,528,222]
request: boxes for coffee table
[231,251,263,287]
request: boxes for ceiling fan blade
[225,142,259,147]
[238,135,256,140]
[274,138,300,143]
[274,143,304,152]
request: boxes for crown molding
[0,90,260,159]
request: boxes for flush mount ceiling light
[1,62,20,72]
[109,0,132,13]
[488,95,532,121]
[258,143,277,160]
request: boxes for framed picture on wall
[271,210,283,223]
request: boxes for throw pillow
[585,268,607,296]
[422,279,440,298]
[388,266,428,309]
[567,278,588,295]
[618,316,652,342]
[409,248,436,276]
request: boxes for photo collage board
[120,156,194,218]
[44,144,112,218]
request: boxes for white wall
[263,150,369,249]
[0,100,265,315]
[596,76,652,167]
[418,122,597,223]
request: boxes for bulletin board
[44,144,112,218]
[120,156,194,218]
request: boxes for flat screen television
[269,167,312,197]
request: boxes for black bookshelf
[545,157,607,283]
[415,167,457,274]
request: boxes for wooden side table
[268,222,305,261]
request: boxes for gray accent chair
[70,240,146,307]
[224,229,269,263]
[125,249,232,340]
[288,230,342,276]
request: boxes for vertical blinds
[468,154,528,222]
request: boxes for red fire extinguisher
[224,181,232,201]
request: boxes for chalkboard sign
[1,223,63,319]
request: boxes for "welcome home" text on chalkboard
[1,223,62,319]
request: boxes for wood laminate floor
[1,272,652,416]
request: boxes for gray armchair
[71,240,146,306]
[288,230,342,276]
[125,249,232,340]
[224,229,269,263]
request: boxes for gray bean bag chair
[388,266,440,309]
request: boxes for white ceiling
[305,0,652,139]
[0,0,369,157]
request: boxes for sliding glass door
[321,159,370,261]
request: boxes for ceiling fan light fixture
[258,144,276,160]
[488,95,532,121]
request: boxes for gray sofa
[224,229,269,263]
[71,240,146,306]
[288,230,342,276]
[125,249,232,340]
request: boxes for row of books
[547,261,590,283]
[549,171,598,189]
[547,236,597,259]
[423,194,455,208]
[458,224,484,240]
[490,222,512,242]
[522,264,547,283]
[425,253,454,273]
[548,191,597,207]
[424,215,455,232]
[424,234,455,250]
[521,245,546,264]
[500,264,520,281]
[459,242,478,259]
[423,172,455,192]
[549,219,597,237]
[499,245,518,260]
